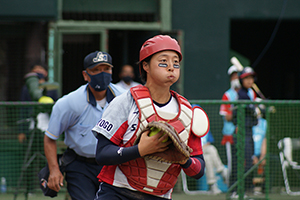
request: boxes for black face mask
[122,76,132,83]
[36,73,45,80]
[87,72,112,91]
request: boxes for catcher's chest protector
[119,85,193,195]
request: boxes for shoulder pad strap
[130,85,149,99]
[170,90,192,109]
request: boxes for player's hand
[252,156,259,165]
[47,167,64,192]
[138,130,172,157]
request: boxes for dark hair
[30,61,48,71]
[138,55,152,83]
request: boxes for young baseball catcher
[92,35,209,199]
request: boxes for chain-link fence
[182,100,300,200]
[0,102,53,198]
[1,101,300,200]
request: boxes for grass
[3,191,300,200]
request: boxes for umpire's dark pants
[65,158,102,200]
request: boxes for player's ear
[82,70,89,81]
[142,61,149,73]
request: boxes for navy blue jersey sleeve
[96,134,140,165]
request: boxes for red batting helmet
[139,35,182,62]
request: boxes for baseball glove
[134,121,193,163]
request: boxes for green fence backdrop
[0,100,300,200]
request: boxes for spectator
[231,66,259,197]
[18,62,58,195]
[201,129,228,194]
[19,62,59,143]
[219,65,241,180]
[116,64,140,90]
[22,62,58,102]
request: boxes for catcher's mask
[38,166,59,197]
[38,155,65,197]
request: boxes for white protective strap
[191,107,209,137]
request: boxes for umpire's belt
[76,154,97,164]
[68,148,97,164]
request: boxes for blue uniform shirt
[252,117,267,156]
[45,83,125,157]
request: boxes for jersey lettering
[107,124,113,131]
[97,119,113,132]
[130,124,137,131]
[133,111,139,115]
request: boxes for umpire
[43,51,125,199]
